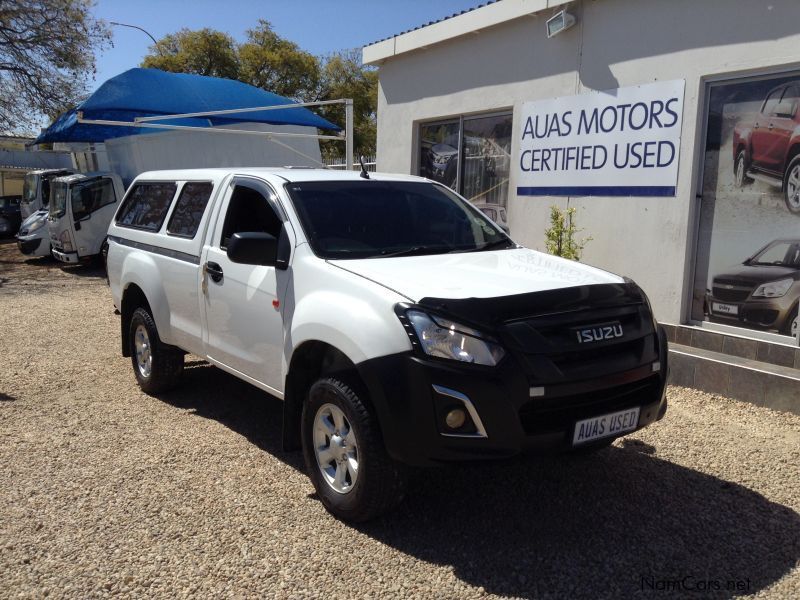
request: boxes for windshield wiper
[472,239,516,252]
[378,246,452,258]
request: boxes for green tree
[140,24,379,158]
[315,49,378,158]
[238,20,320,101]
[0,0,111,134]
[141,28,239,79]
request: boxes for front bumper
[17,236,48,257]
[706,292,797,333]
[52,248,79,264]
[357,327,668,467]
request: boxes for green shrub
[544,206,591,261]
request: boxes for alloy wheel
[787,165,800,211]
[134,324,152,378]
[313,403,359,494]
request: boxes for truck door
[200,177,288,395]
[771,85,800,175]
[70,177,118,258]
[751,87,785,174]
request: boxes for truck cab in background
[48,173,125,264]
[20,169,74,219]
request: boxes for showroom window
[418,112,512,223]
[692,70,800,343]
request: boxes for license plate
[572,407,640,446]
[712,302,738,315]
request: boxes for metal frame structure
[76,98,355,170]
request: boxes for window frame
[115,180,179,233]
[417,109,513,200]
[70,177,117,222]
[217,176,285,250]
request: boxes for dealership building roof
[363,0,571,65]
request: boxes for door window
[167,182,214,238]
[71,179,116,222]
[219,184,282,249]
[762,88,783,115]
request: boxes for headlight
[60,230,73,252]
[405,309,505,366]
[752,278,793,298]
[25,218,46,234]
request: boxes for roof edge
[363,0,572,65]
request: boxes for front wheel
[782,306,799,344]
[301,377,407,522]
[783,156,800,215]
[129,307,184,394]
[734,150,752,189]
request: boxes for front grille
[712,286,750,303]
[519,375,662,436]
[501,302,658,383]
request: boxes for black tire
[301,377,407,522]
[783,155,800,215]
[99,238,110,283]
[734,149,753,188]
[128,307,184,394]
[780,305,799,342]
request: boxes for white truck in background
[48,173,125,264]
[20,168,75,219]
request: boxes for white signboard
[517,80,685,197]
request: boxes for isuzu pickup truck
[106,168,668,521]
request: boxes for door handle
[205,261,224,283]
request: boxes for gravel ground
[1,238,799,599]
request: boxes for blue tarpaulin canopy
[33,68,340,145]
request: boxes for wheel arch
[282,340,372,452]
[120,283,152,357]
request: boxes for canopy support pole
[345,99,354,171]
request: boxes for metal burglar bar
[76,98,355,170]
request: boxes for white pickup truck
[106,168,668,521]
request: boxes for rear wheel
[783,155,800,214]
[302,377,407,522]
[129,307,184,394]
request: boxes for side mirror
[774,100,796,119]
[227,231,278,266]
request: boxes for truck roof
[54,172,117,184]
[132,167,430,184]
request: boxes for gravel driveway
[1,238,798,599]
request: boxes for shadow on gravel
[158,361,304,471]
[158,362,799,599]
[0,392,15,401]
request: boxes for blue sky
[92,0,484,89]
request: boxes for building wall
[373,0,800,323]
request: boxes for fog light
[445,408,466,429]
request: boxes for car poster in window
[693,72,800,344]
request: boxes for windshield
[285,180,514,260]
[49,181,69,219]
[750,241,800,267]
[22,174,37,203]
